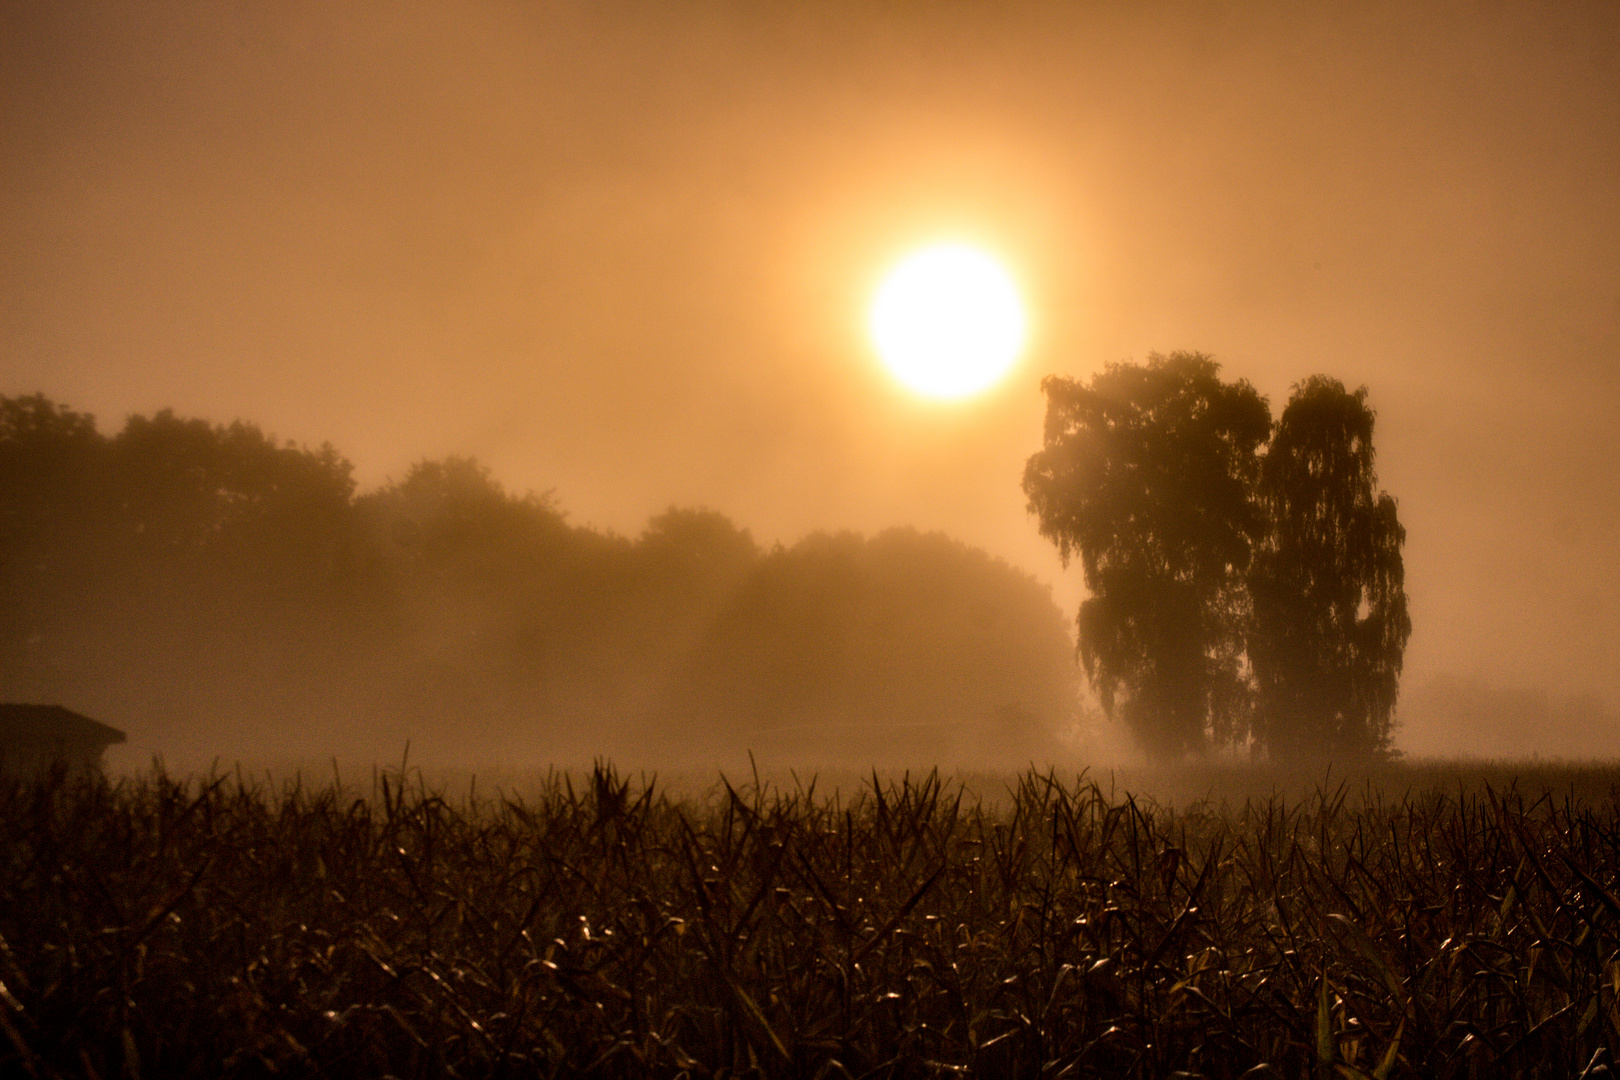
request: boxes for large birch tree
[1248,377,1411,759]
[1023,352,1272,759]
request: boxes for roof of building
[0,704,126,746]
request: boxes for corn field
[4,762,1620,1078]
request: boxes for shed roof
[0,704,126,747]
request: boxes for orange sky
[4,0,1618,755]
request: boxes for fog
[3,1,1618,763]
[0,416,1084,771]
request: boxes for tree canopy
[0,394,1077,767]
[1025,357,1410,761]
[1023,352,1272,758]
[1248,377,1411,759]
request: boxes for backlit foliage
[1249,378,1411,759]
[1023,353,1272,758]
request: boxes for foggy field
[8,760,1620,1079]
[6,8,1618,1075]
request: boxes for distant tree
[635,507,760,596]
[1023,352,1272,759]
[364,456,569,587]
[107,409,355,572]
[627,507,762,675]
[656,528,1077,765]
[358,457,573,686]
[3,393,1088,765]
[0,394,107,562]
[1248,377,1410,759]
[0,396,111,696]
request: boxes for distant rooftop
[0,704,126,770]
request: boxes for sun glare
[869,243,1028,400]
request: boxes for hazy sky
[4,1,1618,753]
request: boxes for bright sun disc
[870,243,1028,399]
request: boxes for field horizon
[96,751,1620,815]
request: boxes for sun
[869,242,1029,400]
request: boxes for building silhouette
[0,704,126,773]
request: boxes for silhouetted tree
[0,395,108,576]
[3,393,1087,766]
[635,507,759,594]
[1249,377,1410,759]
[0,396,111,697]
[1023,353,1271,759]
[353,458,582,749]
[107,410,354,567]
[657,528,1077,765]
[0,395,104,537]
[364,456,567,588]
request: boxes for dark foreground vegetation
[6,763,1620,1079]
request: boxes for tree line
[1024,351,1411,762]
[0,394,1077,766]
